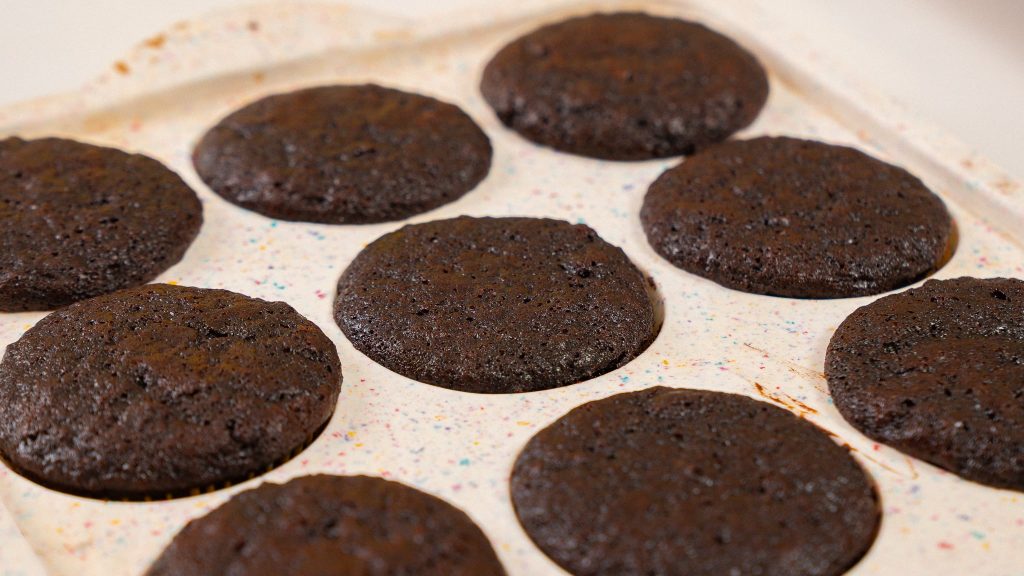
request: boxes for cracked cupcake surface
[0,283,342,500]
[334,216,658,394]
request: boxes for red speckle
[937,541,954,550]
[872,444,881,451]
[84,521,93,528]
[452,483,462,491]
[315,289,326,299]
[301,459,309,467]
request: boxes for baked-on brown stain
[143,33,166,49]
[743,342,829,394]
[752,381,818,416]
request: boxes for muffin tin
[1,1,1022,574]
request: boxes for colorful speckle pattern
[1,1,1022,575]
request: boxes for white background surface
[1,0,1022,178]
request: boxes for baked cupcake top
[512,387,879,575]
[146,475,506,575]
[0,137,202,311]
[827,277,1024,491]
[481,12,768,159]
[642,137,953,298]
[0,284,341,499]
[193,84,491,224]
[334,216,657,393]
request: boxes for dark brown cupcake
[147,475,506,575]
[642,137,954,298]
[827,277,1024,491]
[0,137,202,311]
[512,387,880,576]
[0,284,342,500]
[334,216,658,393]
[193,84,491,224]
[481,12,768,159]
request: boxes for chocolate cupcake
[0,284,341,499]
[334,216,658,393]
[827,277,1024,491]
[147,475,506,575]
[512,387,879,575]
[0,137,202,311]
[193,84,491,224]
[481,12,768,159]
[641,137,954,298]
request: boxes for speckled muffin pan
[0,1,1022,575]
